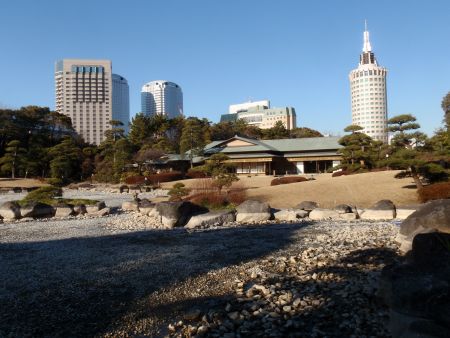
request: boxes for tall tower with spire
[349,22,388,143]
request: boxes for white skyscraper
[112,74,130,134]
[141,80,183,118]
[349,23,388,143]
[55,59,112,145]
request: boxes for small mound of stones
[167,221,399,337]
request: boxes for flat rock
[0,201,21,220]
[55,204,75,218]
[339,212,358,220]
[156,201,208,227]
[274,209,308,221]
[185,210,235,229]
[86,201,106,214]
[236,212,271,223]
[360,209,395,220]
[396,208,417,220]
[122,200,139,212]
[309,208,340,220]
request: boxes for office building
[112,74,130,134]
[349,23,389,143]
[55,59,113,145]
[141,80,183,118]
[220,100,296,130]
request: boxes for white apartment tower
[55,59,113,145]
[141,80,183,118]
[349,23,388,143]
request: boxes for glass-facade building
[141,80,183,118]
[112,74,130,134]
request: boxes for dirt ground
[162,170,419,209]
[0,178,48,188]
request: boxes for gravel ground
[0,215,400,337]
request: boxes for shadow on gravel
[0,222,306,337]
[159,247,402,337]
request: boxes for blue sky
[0,0,449,136]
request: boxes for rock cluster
[167,221,399,337]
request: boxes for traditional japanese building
[203,135,342,175]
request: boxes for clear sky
[0,0,448,136]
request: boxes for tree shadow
[0,222,306,337]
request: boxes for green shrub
[168,183,190,201]
[21,186,63,205]
[270,176,308,186]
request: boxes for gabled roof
[204,135,341,153]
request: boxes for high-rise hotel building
[141,80,183,118]
[55,59,129,144]
[349,25,388,143]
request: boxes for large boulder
[379,232,450,337]
[86,201,106,214]
[309,208,340,220]
[122,200,139,212]
[20,202,55,218]
[185,210,236,229]
[296,201,318,211]
[273,209,308,222]
[155,201,208,228]
[55,203,75,218]
[0,201,21,220]
[236,200,271,223]
[397,199,450,253]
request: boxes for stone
[236,200,271,223]
[184,309,201,321]
[395,208,417,220]
[12,187,22,193]
[373,199,396,211]
[397,200,450,253]
[339,212,358,220]
[155,201,208,228]
[359,209,395,220]
[122,200,139,212]
[334,204,352,214]
[296,201,318,211]
[55,204,75,217]
[94,207,111,216]
[236,212,271,223]
[74,204,87,215]
[309,208,340,220]
[0,201,21,220]
[236,200,270,214]
[274,209,308,221]
[86,201,106,214]
[185,210,236,229]
[119,185,129,193]
[138,199,154,216]
[410,232,450,270]
[20,202,54,218]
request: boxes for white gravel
[0,213,400,337]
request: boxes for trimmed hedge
[147,171,184,184]
[186,169,208,179]
[21,186,63,205]
[332,170,351,177]
[418,182,450,203]
[270,176,308,186]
